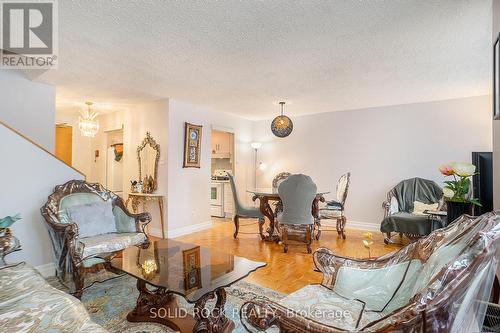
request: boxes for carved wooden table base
[127,279,234,333]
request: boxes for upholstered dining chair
[277,174,317,253]
[272,172,291,190]
[227,172,265,239]
[272,172,291,218]
[318,172,350,240]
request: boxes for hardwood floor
[168,218,404,295]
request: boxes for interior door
[55,125,72,166]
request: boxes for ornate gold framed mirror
[137,132,160,193]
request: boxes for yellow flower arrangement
[362,232,373,258]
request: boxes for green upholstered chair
[242,211,500,332]
[381,177,444,244]
[41,180,150,298]
[227,172,265,239]
[277,174,317,253]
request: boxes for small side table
[423,209,448,225]
[126,193,166,238]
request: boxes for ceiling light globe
[271,115,293,138]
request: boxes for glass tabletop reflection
[110,239,266,303]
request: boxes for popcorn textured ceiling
[39,0,491,119]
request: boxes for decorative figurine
[136,180,144,194]
[0,214,22,266]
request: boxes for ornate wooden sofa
[0,263,107,332]
[41,180,151,298]
[241,212,499,332]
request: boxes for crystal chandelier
[78,101,99,137]
[271,101,293,138]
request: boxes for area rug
[48,273,284,333]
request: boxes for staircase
[0,120,85,276]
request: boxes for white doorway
[106,129,124,195]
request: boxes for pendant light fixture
[78,101,99,137]
[271,101,293,138]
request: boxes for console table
[126,193,166,238]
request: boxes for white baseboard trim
[35,262,56,278]
[346,220,380,232]
[168,221,213,239]
[148,226,165,238]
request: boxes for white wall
[167,99,254,235]
[253,95,492,227]
[123,100,169,236]
[0,124,84,275]
[0,71,55,151]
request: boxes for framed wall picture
[494,33,500,120]
[183,122,203,168]
[182,246,202,293]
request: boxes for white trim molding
[320,219,379,232]
[346,220,380,232]
[168,221,213,239]
[35,262,56,277]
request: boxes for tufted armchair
[241,212,500,332]
[41,180,151,298]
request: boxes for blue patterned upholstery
[0,263,107,332]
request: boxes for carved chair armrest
[313,247,409,288]
[240,300,341,333]
[43,216,84,263]
[133,211,152,234]
[382,200,392,217]
[382,200,391,210]
[113,199,152,234]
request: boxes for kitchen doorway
[210,129,235,218]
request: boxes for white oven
[210,182,224,217]
[211,182,223,205]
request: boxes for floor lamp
[251,142,262,188]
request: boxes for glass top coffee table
[108,239,266,332]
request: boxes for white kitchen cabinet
[212,131,233,159]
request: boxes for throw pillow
[67,200,117,238]
[412,200,439,216]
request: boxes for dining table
[246,187,330,241]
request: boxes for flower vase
[446,201,472,225]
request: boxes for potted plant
[439,163,481,223]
